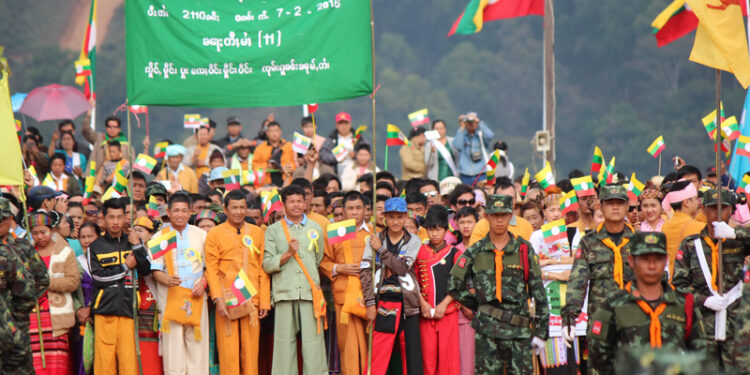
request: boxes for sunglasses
[457,199,476,206]
[86,209,100,216]
[628,206,638,213]
[105,124,120,129]
[422,191,438,197]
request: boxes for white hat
[439,176,462,197]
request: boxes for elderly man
[156,145,199,193]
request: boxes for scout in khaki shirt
[263,185,327,375]
[205,190,270,375]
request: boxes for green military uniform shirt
[448,233,549,340]
[263,214,325,303]
[588,279,707,375]
[6,235,49,318]
[562,223,635,324]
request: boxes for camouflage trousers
[2,318,34,375]
[475,334,532,375]
[705,339,736,372]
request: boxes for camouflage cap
[628,232,667,256]
[147,182,168,198]
[0,197,12,219]
[701,188,734,207]
[599,184,628,202]
[485,194,513,214]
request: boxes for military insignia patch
[458,257,467,268]
[575,248,582,259]
[645,234,658,244]
[592,320,602,335]
[676,250,683,260]
[745,270,749,283]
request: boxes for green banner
[126,0,373,107]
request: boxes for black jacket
[319,129,369,168]
[88,232,150,318]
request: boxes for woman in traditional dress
[27,211,81,375]
[71,222,99,375]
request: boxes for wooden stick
[714,69,724,295]
[367,0,376,372]
[128,104,144,375]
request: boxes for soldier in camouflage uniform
[587,232,706,375]
[561,184,636,369]
[672,189,750,371]
[732,273,750,374]
[448,194,549,375]
[0,197,50,374]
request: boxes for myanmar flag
[651,0,698,47]
[627,173,645,201]
[559,190,579,215]
[386,124,410,146]
[598,157,616,185]
[591,146,604,176]
[355,125,367,141]
[147,195,160,218]
[184,114,201,129]
[222,169,240,191]
[702,103,725,139]
[261,189,283,223]
[520,168,530,197]
[571,176,596,197]
[647,135,666,158]
[408,109,430,127]
[534,161,556,193]
[738,173,750,193]
[230,269,258,306]
[541,219,566,244]
[448,0,544,36]
[133,153,157,175]
[147,229,177,259]
[737,135,750,157]
[74,0,96,99]
[154,141,168,158]
[327,219,357,244]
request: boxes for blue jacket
[452,121,494,176]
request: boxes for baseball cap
[209,167,228,182]
[599,184,628,202]
[439,176,462,197]
[408,127,426,140]
[147,182,168,198]
[384,198,407,213]
[485,194,513,214]
[226,116,241,126]
[628,232,667,256]
[335,112,352,123]
[28,186,62,204]
[0,197,13,219]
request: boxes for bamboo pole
[714,69,723,295]
[367,0,376,372]
[127,104,144,375]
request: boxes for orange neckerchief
[702,236,723,292]
[494,249,504,302]
[626,282,667,348]
[597,222,633,289]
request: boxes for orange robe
[251,140,296,186]
[319,224,371,375]
[469,215,534,246]
[661,211,705,279]
[205,222,271,375]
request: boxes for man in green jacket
[263,185,327,375]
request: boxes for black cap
[226,116,241,126]
[28,186,62,204]
[408,127,426,140]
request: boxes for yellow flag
[0,53,24,186]
[685,0,750,88]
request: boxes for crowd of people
[4,104,750,375]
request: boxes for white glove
[531,337,546,355]
[561,325,575,348]
[712,221,736,239]
[704,295,729,311]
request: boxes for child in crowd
[416,205,461,375]
[453,206,479,375]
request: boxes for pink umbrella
[18,84,91,121]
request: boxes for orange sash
[340,239,367,323]
[626,282,666,348]
[702,236,722,292]
[494,249,504,302]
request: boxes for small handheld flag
[534,161,556,193]
[520,168,530,197]
[133,154,157,175]
[261,189,283,223]
[598,157,616,185]
[484,150,501,186]
[737,135,750,157]
[721,116,740,141]
[292,132,312,155]
[408,109,430,127]
[332,144,348,162]
[184,114,201,129]
[355,125,367,141]
[646,136,665,158]
[738,174,750,193]
[702,103,725,139]
[327,219,357,244]
[386,124,410,146]
[571,176,596,197]
[229,269,258,306]
[222,169,240,191]
[627,173,645,201]
[154,142,169,158]
[560,190,579,215]
[147,229,177,259]
[147,195,160,218]
[591,146,604,176]
[541,219,567,244]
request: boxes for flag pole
[658,153,662,177]
[128,104,144,375]
[715,69,724,295]
[384,145,389,170]
[367,0,376,371]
